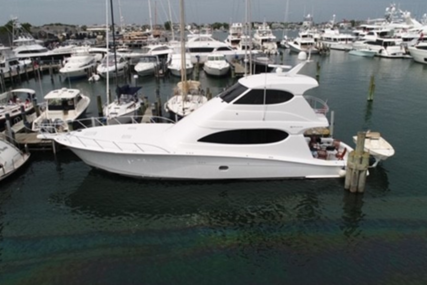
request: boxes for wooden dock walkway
[229,61,246,77]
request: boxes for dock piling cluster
[345,132,370,193]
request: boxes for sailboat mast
[180,0,187,96]
[168,0,175,41]
[109,0,119,84]
[118,0,125,33]
[148,0,153,32]
[106,0,110,113]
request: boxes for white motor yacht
[47,61,353,180]
[32,88,90,133]
[252,21,279,55]
[288,31,319,54]
[59,48,97,80]
[103,85,143,125]
[134,55,161,76]
[140,44,173,61]
[319,29,355,51]
[97,54,128,78]
[0,88,37,132]
[167,53,193,77]
[203,53,230,77]
[0,139,31,182]
[0,45,28,74]
[225,23,244,50]
[408,41,427,64]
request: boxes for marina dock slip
[1,28,427,284]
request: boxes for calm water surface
[1,33,427,284]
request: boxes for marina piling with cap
[368,75,375,101]
[345,132,370,193]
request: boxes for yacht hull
[68,148,347,180]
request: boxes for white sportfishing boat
[252,21,279,55]
[103,85,143,125]
[167,53,193,77]
[47,61,353,180]
[59,48,97,80]
[0,88,37,132]
[32,88,90,133]
[203,53,230,76]
[408,41,427,64]
[134,55,160,76]
[0,139,30,182]
[353,131,395,167]
[96,54,128,78]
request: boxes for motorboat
[134,55,161,76]
[203,53,230,77]
[32,88,90,133]
[0,44,28,75]
[96,54,129,78]
[116,44,144,65]
[140,44,173,60]
[354,38,406,58]
[225,23,244,50]
[352,131,395,167]
[0,139,30,182]
[408,41,427,64]
[167,53,193,77]
[0,88,37,132]
[348,48,377,57]
[252,21,279,55]
[59,48,97,80]
[319,29,355,51]
[47,61,353,180]
[164,80,208,120]
[103,85,144,125]
[288,31,319,54]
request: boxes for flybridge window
[234,89,294,105]
[219,83,248,103]
[198,129,288,144]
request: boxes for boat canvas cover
[116,85,142,98]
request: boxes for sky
[0,0,426,26]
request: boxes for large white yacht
[96,54,128,78]
[59,48,97,80]
[225,23,244,49]
[0,44,28,74]
[288,31,319,54]
[252,21,278,55]
[47,61,352,180]
[408,41,427,64]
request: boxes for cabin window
[234,89,294,105]
[219,83,248,103]
[189,47,215,53]
[216,47,232,51]
[198,129,288,144]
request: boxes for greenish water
[1,35,427,284]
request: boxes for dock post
[32,97,41,117]
[9,68,14,87]
[20,105,30,133]
[231,66,235,78]
[156,88,162,117]
[345,132,369,193]
[316,62,321,82]
[17,66,22,84]
[4,113,15,145]
[25,64,29,81]
[329,111,335,138]
[206,87,212,100]
[49,63,54,83]
[368,75,375,101]
[91,117,96,128]
[0,70,5,93]
[97,95,103,117]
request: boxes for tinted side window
[198,129,288,144]
[219,83,248,103]
[234,89,294,105]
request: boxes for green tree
[164,21,171,31]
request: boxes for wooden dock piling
[368,75,375,101]
[345,132,370,193]
[97,95,103,117]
